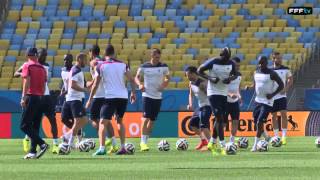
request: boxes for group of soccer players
[18,44,292,159]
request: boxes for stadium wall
[304,89,320,110]
[0,111,317,139]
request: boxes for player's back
[98,58,128,99]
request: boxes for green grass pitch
[0,137,320,180]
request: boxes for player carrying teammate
[271,52,293,145]
[226,57,242,143]
[20,47,49,159]
[87,44,136,155]
[87,45,118,154]
[61,53,88,151]
[185,66,211,150]
[135,48,170,151]
[251,56,284,152]
[197,47,236,156]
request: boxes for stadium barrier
[0,111,317,139]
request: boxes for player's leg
[61,101,74,142]
[93,101,115,156]
[280,98,288,144]
[197,106,211,150]
[140,97,161,151]
[67,101,88,149]
[114,99,128,155]
[189,114,202,149]
[43,95,59,153]
[230,102,240,143]
[251,104,262,152]
[271,98,280,137]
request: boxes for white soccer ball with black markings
[237,137,249,149]
[58,143,70,155]
[85,139,96,150]
[125,143,135,155]
[78,141,90,152]
[225,142,237,155]
[315,137,320,148]
[176,138,189,151]
[271,136,282,147]
[257,140,269,152]
[158,140,170,151]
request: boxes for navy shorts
[253,103,273,124]
[226,101,240,120]
[272,97,287,112]
[100,98,128,120]
[61,100,86,119]
[208,95,227,117]
[89,98,105,120]
[142,97,162,121]
[189,105,212,129]
[40,95,56,117]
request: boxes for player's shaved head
[258,56,268,69]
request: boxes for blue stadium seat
[72,44,83,50]
[171,77,182,83]
[1,34,12,39]
[158,16,169,22]
[87,33,98,39]
[78,21,89,28]
[120,0,131,5]
[229,32,240,38]
[287,19,300,27]
[185,28,196,33]
[169,16,182,21]
[154,9,164,16]
[4,21,16,29]
[187,48,198,58]
[177,9,189,16]
[115,21,126,28]
[127,28,138,33]
[22,17,32,22]
[229,43,241,48]
[262,48,273,55]
[9,45,21,51]
[255,32,265,39]
[237,8,249,15]
[100,33,111,39]
[108,0,120,5]
[62,33,74,39]
[197,28,208,33]
[215,43,228,48]
[147,38,160,47]
[221,16,232,21]
[224,38,236,44]
[47,50,56,56]
[143,0,154,9]
[139,28,150,34]
[283,54,293,60]
[25,34,37,40]
[166,9,176,17]
[211,38,222,44]
[133,16,145,21]
[5,56,17,62]
[60,44,72,50]
[173,38,186,46]
[197,16,209,21]
[274,8,285,15]
[24,0,35,6]
[11,0,23,6]
[187,20,199,28]
[176,21,187,31]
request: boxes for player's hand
[86,81,93,89]
[139,84,145,92]
[85,101,91,110]
[158,84,165,92]
[187,104,193,111]
[130,93,136,104]
[266,94,273,99]
[239,98,243,106]
[222,78,231,84]
[20,99,26,108]
[231,94,238,99]
[209,77,219,84]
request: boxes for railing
[247,91,255,111]
[287,88,296,110]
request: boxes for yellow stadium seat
[7,11,19,21]
[226,8,237,16]
[167,33,178,39]
[262,8,273,16]
[290,32,302,38]
[262,19,273,27]
[151,22,162,31]
[165,44,176,50]
[313,19,320,27]
[250,20,261,27]
[283,27,295,32]
[225,20,237,27]
[69,10,80,17]
[237,38,247,44]
[142,9,153,17]
[105,5,117,16]
[300,19,312,27]
[141,33,152,40]
[31,10,43,20]
[184,16,195,21]
[180,33,191,39]
[247,27,258,33]
[20,10,32,17]
[167,82,176,89]
[179,44,190,49]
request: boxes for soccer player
[197,47,236,156]
[87,45,118,154]
[20,47,49,159]
[135,48,170,151]
[185,66,211,150]
[37,48,59,153]
[61,53,88,151]
[271,52,293,145]
[86,44,136,155]
[251,56,284,152]
[226,57,242,143]
[15,49,59,154]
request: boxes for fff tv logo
[288,7,313,15]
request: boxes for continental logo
[178,112,310,137]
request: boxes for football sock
[112,137,117,146]
[230,136,235,143]
[262,131,268,139]
[99,146,105,151]
[282,129,287,137]
[210,137,217,144]
[53,139,58,145]
[68,136,74,146]
[141,135,149,144]
[253,137,259,148]
[220,140,226,147]
[274,129,279,137]
[25,135,29,139]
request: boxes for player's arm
[284,71,293,93]
[197,59,219,83]
[188,82,193,110]
[135,67,145,91]
[85,75,101,109]
[223,62,237,84]
[20,66,30,107]
[267,71,284,99]
[14,65,23,78]
[199,80,207,94]
[125,69,137,104]
[158,72,170,91]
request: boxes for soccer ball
[257,140,269,152]
[225,142,237,155]
[58,143,70,155]
[85,139,96,150]
[271,136,282,147]
[315,137,320,148]
[125,143,135,155]
[237,137,249,149]
[78,141,90,152]
[158,140,170,151]
[176,138,189,151]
